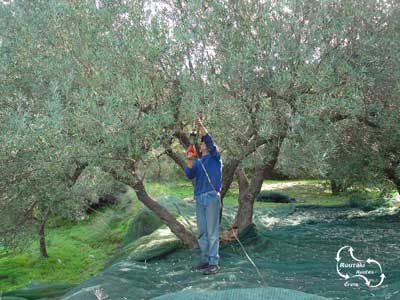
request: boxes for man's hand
[195,115,208,136]
[195,116,203,127]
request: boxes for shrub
[347,194,392,211]
[255,191,296,203]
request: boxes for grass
[146,178,350,208]
[258,179,348,207]
[0,191,143,293]
[146,179,240,205]
[0,178,391,293]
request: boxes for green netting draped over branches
[5,196,399,300]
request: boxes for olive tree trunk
[233,144,282,232]
[106,161,198,249]
[132,179,198,248]
[38,208,51,258]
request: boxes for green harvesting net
[151,287,332,300]
[4,196,400,300]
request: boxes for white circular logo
[336,245,385,288]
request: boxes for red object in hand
[186,144,198,158]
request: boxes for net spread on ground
[3,196,400,300]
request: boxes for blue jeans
[195,190,221,266]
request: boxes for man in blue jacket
[185,116,222,275]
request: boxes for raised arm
[196,117,220,157]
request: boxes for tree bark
[330,179,344,195]
[165,147,186,170]
[230,167,250,230]
[235,167,250,191]
[132,179,198,248]
[38,208,50,258]
[69,161,89,186]
[103,163,198,248]
[39,222,48,258]
[165,147,196,186]
[220,158,241,200]
[234,143,282,232]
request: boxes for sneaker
[203,264,220,275]
[191,261,209,271]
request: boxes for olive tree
[2,0,399,254]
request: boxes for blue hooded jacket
[184,133,222,196]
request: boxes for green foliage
[71,166,118,205]
[347,194,393,212]
[0,190,142,292]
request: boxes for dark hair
[201,136,205,143]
